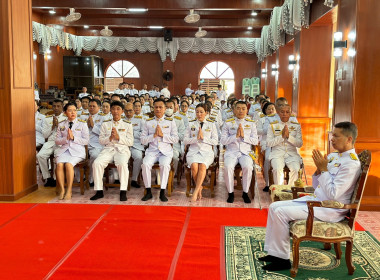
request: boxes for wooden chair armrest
[291,186,314,199]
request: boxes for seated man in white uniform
[221,101,259,203]
[78,87,89,99]
[35,100,45,149]
[79,96,91,121]
[124,102,145,189]
[90,101,134,201]
[248,94,265,118]
[261,122,361,271]
[140,98,179,202]
[216,84,227,101]
[185,83,194,96]
[267,104,303,186]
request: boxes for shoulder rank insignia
[291,113,296,117]
[350,153,358,161]
[226,118,234,122]
[123,120,131,124]
[260,113,265,118]
[290,121,299,125]
[268,113,276,117]
[206,118,215,123]
[180,112,186,116]
[78,119,86,123]
[58,119,66,123]
[328,157,334,163]
[103,119,111,122]
[98,112,105,116]
[165,117,173,121]
[270,120,278,124]
[45,114,53,118]
[146,117,154,121]
[174,116,182,120]
[81,112,89,115]
[189,119,196,122]
[245,118,255,122]
[334,163,341,167]
[134,115,142,119]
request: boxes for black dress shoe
[262,259,291,271]
[44,178,56,187]
[90,191,104,200]
[242,192,251,203]
[120,190,127,201]
[159,189,168,202]
[114,180,120,185]
[131,180,141,188]
[227,192,234,203]
[258,255,282,262]
[141,189,153,201]
[89,182,94,187]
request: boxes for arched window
[199,61,235,95]
[105,60,140,92]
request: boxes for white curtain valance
[32,0,333,63]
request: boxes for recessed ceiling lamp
[251,11,258,16]
[49,9,56,14]
[84,25,89,29]
[128,8,148,12]
[100,26,113,36]
[66,8,81,22]
[247,26,253,30]
[185,9,200,23]
[149,26,164,29]
[195,27,207,38]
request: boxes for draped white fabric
[32,0,333,63]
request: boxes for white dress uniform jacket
[216,90,227,101]
[248,103,261,118]
[55,118,89,159]
[79,109,90,121]
[264,149,361,260]
[185,88,194,96]
[184,119,218,168]
[35,111,46,147]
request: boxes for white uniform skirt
[186,151,215,169]
[56,150,84,166]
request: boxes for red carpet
[0,204,365,279]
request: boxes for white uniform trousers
[271,157,300,186]
[224,153,254,193]
[131,148,143,181]
[142,152,172,189]
[172,148,180,174]
[88,147,103,183]
[264,200,309,259]
[93,149,130,191]
[263,147,271,186]
[37,143,56,179]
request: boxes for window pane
[217,62,229,78]
[200,67,215,79]
[125,66,140,78]
[122,60,134,76]
[110,61,123,76]
[106,66,121,78]
[219,68,234,79]
[205,61,217,76]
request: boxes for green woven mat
[224,226,380,280]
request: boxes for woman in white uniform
[55,102,89,200]
[184,103,218,202]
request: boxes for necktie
[200,122,204,128]
[69,122,73,129]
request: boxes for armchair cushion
[290,219,353,239]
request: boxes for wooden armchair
[288,150,371,278]
[184,145,220,198]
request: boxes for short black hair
[165,99,175,106]
[81,96,91,102]
[217,84,222,88]
[334,122,358,144]
[153,98,166,105]
[133,100,142,106]
[262,102,275,115]
[90,99,101,107]
[111,93,120,98]
[103,92,110,96]
[110,101,124,110]
[102,99,111,105]
[180,100,189,107]
[275,97,288,107]
[53,99,63,104]
[195,103,210,113]
[63,102,77,112]
[235,101,248,107]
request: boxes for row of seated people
[35,92,303,202]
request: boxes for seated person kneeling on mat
[260,122,361,271]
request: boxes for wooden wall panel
[298,117,330,156]
[278,42,294,103]
[11,0,33,89]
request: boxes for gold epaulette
[270,120,278,124]
[245,118,255,122]
[134,115,142,119]
[174,116,182,120]
[58,119,66,123]
[180,112,186,116]
[81,112,89,115]
[103,119,111,122]
[98,112,106,116]
[268,114,276,117]
[350,153,358,161]
[213,105,220,110]
[290,121,299,125]
[260,113,265,118]
[165,117,173,121]
[291,113,296,117]
[189,119,196,122]
[45,115,53,118]
[227,109,232,113]
[146,117,154,121]
[123,120,131,124]
[206,118,215,123]
[226,118,234,122]
[78,119,86,123]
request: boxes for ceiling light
[49,9,56,14]
[100,26,113,36]
[84,25,89,29]
[334,32,343,41]
[128,8,148,12]
[66,8,81,22]
[47,55,52,60]
[251,11,258,16]
[46,49,51,54]
[195,27,207,38]
[149,26,164,29]
[347,48,356,57]
[247,27,253,30]
[184,9,200,23]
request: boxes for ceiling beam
[32,0,282,10]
